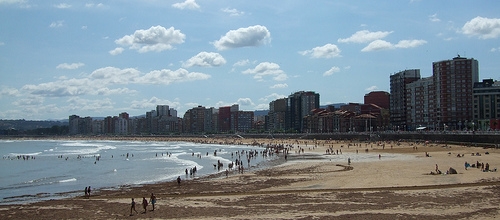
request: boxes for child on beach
[130,198,138,216]
[142,197,148,213]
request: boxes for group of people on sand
[130,193,156,216]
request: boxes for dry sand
[1,137,499,220]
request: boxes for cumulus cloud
[429,14,440,22]
[21,67,210,97]
[213,25,271,50]
[361,39,427,52]
[56,62,85,70]
[259,93,286,102]
[462,16,500,39]
[129,96,180,110]
[270,83,288,89]
[394,39,427,48]
[183,52,226,68]
[233,59,250,67]
[323,66,340,76]
[299,44,341,58]
[365,86,378,91]
[237,98,254,106]
[338,30,393,43]
[0,87,20,97]
[115,25,185,53]
[54,3,71,9]
[49,20,64,28]
[221,8,245,16]
[491,47,500,52]
[109,47,124,55]
[172,0,200,10]
[242,62,287,81]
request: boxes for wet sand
[1,137,499,219]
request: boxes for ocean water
[0,139,276,204]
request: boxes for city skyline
[1,1,499,120]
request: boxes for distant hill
[254,110,269,117]
[0,119,68,131]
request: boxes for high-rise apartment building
[269,98,288,131]
[156,105,169,117]
[390,69,421,130]
[406,77,433,130]
[432,56,478,130]
[288,91,320,132]
[473,79,500,130]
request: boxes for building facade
[390,69,421,130]
[473,79,500,130]
[432,56,479,130]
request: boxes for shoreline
[1,137,500,219]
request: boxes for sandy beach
[1,137,499,219]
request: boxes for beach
[1,137,499,219]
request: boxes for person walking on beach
[177,176,181,186]
[87,186,91,197]
[149,193,156,211]
[130,198,138,216]
[142,197,148,213]
[84,187,88,198]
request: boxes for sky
[1,0,499,120]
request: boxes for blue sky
[1,0,499,120]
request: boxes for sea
[0,139,278,205]
[0,139,417,205]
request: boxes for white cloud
[242,62,287,81]
[237,98,254,106]
[361,40,393,52]
[109,47,124,55]
[299,43,341,58]
[54,3,71,9]
[429,14,440,22]
[259,93,286,102]
[49,20,64,28]
[183,52,226,68]
[394,39,427,48]
[361,39,426,52]
[67,97,114,112]
[221,8,244,16]
[115,25,185,53]
[81,26,87,30]
[491,47,500,52]
[213,25,271,50]
[56,62,85,70]
[323,66,340,76]
[0,0,25,4]
[462,16,500,39]
[21,67,210,97]
[172,0,200,10]
[85,3,104,8]
[137,68,211,85]
[0,42,4,46]
[365,86,378,91]
[338,30,393,43]
[0,87,20,97]
[270,83,288,89]
[130,96,180,110]
[233,59,250,67]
